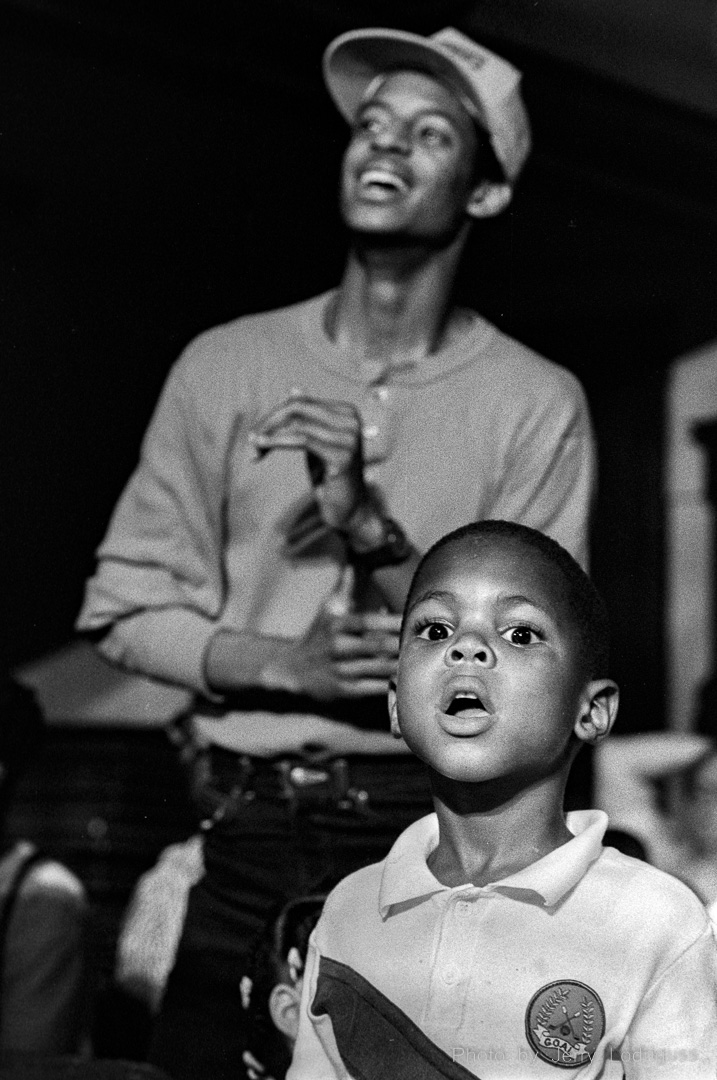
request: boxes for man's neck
[328,229,470,365]
[427,769,573,889]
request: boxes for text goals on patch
[525,980,605,1068]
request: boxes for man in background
[78,26,595,1078]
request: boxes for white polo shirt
[288,810,717,1080]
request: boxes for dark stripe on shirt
[312,955,481,1080]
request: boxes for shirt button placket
[360,389,389,466]
[443,963,460,986]
[424,894,474,1029]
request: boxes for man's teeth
[360,170,407,192]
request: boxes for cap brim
[323,28,485,130]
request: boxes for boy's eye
[417,621,451,641]
[501,625,541,646]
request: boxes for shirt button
[456,900,471,917]
[362,424,379,439]
[443,964,460,985]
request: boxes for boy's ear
[268,981,302,1042]
[388,680,402,740]
[466,181,513,220]
[573,680,620,746]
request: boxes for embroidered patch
[525,980,605,1068]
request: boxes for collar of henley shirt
[378,809,609,916]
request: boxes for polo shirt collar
[379,809,608,916]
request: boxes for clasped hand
[251,395,399,703]
[251,391,367,530]
[267,569,401,703]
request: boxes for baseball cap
[323,27,531,183]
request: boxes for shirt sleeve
[620,925,717,1079]
[288,936,351,1080]
[2,864,88,1054]
[489,373,596,569]
[76,344,232,693]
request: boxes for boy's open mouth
[445,692,487,719]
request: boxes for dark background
[3,0,717,732]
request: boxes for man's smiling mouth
[359,168,409,195]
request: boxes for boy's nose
[446,633,495,667]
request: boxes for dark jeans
[148,750,432,1080]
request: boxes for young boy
[287,521,717,1079]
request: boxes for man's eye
[357,115,382,135]
[417,124,451,148]
[501,626,541,646]
[417,621,451,641]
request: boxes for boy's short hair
[404,520,610,678]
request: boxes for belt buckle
[289,765,331,788]
[280,758,371,813]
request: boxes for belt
[168,716,429,830]
[205,751,373,827]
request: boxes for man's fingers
[330,620,399,658]
[363,632,400,657]
[253,422,359,459]
[335,679,394,699]
[341,613,403,633]
[253,398,360,439]
[330,634,395,660]
[250,429,359,488]
[333,656,397,679]
[336,615,401,656]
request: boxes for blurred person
[77,26,596,1079]
[594,732,717,907]
[239,895,325,1080]
[0,677,88,1056]
[114,834,204,1018]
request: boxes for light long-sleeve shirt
[77,292,596,755]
